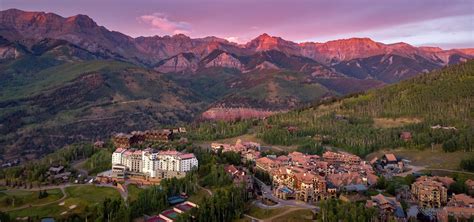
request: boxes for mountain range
[0,8,473,160]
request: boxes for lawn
[0,188,63,211]
[127,184,142,203]
[246,204,288,219]
[65,185,121,209]
[272,209,314,222]
[9,185,120,219]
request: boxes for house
[400,132,412,142]
[381,154,399,168]
[466,179,474,196]
[366,194,406,222]
[94,140,105,148]
[224,165,254,194]
[49,166,65,175]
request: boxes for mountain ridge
[0,8,473,160]
[1,9,473,67]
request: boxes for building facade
[112,148,198,179]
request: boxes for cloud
[224,36,244,44]
[139,13,191,35]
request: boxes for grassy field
[246,205,289,219]
[372,117,422,128]
[8,185,120,219]
[188,187,211,204]
[366,146,474,170]
[272,209,314,222]
[0,189,63,211]
[127,184,142,203]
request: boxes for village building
[258,150,374,203]
[411,176,449,208]
[322,151,361,165]
[465,179,474,196]
[437,194,474,222]
[112,129,174,149]
[366,194,406,222]
[224,165,254,195]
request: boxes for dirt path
[198,185,213,196]
[243,214,262,222]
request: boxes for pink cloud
[139,12,190,35]
[224,36,249,44]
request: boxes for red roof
[179,153,195,159]
[384,154,397,162]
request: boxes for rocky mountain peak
[65,14,97,28]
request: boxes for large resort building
[112,148,198,179]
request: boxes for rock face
[204,52,243,70]
[155,53,198,73]
[201,107,279,121]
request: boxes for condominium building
[411,176,449,208]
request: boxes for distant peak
[66,14,97,27]
[171,33,191,39]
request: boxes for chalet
[366,194,406,222]
[49,166,65,175]
[224,165,254,195]
[381,153,404,170]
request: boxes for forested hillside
[256,61,474,156]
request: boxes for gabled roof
[384,154,397,162]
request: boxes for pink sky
[2,0,473,48]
